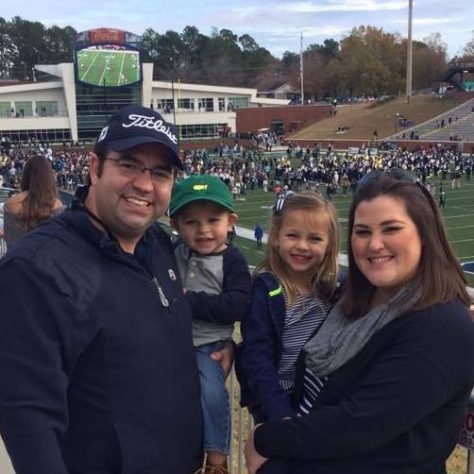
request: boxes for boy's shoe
[203,464,228,474]
[193,461,228,474]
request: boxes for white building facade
[0,62,288,145]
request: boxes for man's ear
[227,213,238,230]
[89,153,100,185]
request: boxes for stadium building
[0,28,289,146]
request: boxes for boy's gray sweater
[174,242,252,347]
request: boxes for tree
[199,28,244,85]
[179,26,208,82]
[0,17,19,78]
[161,30,186,78]
[335,26,404,97]
[306,39,339,64]
[141,28,161,62]
[44,25,76,63]
[7,17,48,78]
[411,34,448,90]
[462,31,474,61]
[281,51,300,89]
[239,34,259,53]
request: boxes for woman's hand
[245,425,268,474]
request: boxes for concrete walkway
[0,438,14,473]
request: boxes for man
[0,106,206,473]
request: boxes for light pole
[406,0,413,103]
[300,32,304,105]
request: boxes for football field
[230,177,474,287]
[77,49,140,87]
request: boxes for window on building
[227,96,249,110]
[177,98,195,110]
[35,101,58,117]
[198,98,214,112]
[156,99,174,113]
[0,128,71,143]
[218,98,226,112]
[14,101,33,117]
[0,102,10,118]
[178,123,226,139]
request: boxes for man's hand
[210,341,234,378]
[245,425,268,474]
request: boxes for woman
[4,155,64,248]
[245,172,474,474]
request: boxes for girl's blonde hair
[256,190,339,306]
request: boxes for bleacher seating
[425,112,474,141]
[388,98,474,141]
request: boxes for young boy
[169,175,252,474]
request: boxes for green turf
[77,49,140,87]
[230,179,474,287]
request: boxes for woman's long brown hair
[19,156,59,230]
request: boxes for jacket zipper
[152,276,169,308]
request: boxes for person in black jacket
[0,106,230,474]
[245,170,474,474]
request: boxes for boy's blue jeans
[195,341,231,455]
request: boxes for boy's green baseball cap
[169,175,234,217]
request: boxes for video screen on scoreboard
[75,45,141,88]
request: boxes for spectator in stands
[3,155,64,249]
[254,223,264,248]
[439,188,446,208]
[245,171,474,474]
[451,168,462,189]
[0,207,4,257]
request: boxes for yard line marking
[98,52,110,88]
[82,51,100,82]
[452,238,474,244]
[118,52,126,87]
[449,224,474,230]
[444,214,474,219]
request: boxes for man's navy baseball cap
[94,105,184,170]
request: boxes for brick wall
[282,138,474,153]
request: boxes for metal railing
[459,393,474,474]
[228,368,253,474]
[0,237,5,258]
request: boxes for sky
[2,0,473,59]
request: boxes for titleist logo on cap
[122,113,178,144]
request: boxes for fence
[0,237,5,258]
[459,393,474,474]
[227,368,253,474]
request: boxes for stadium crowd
[179,142,474,199]
[0,142,90,191]
[1,139,473,199]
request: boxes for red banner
[89,28,125,45]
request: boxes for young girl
[236,191,340,423]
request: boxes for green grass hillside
[289,95,466,141]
